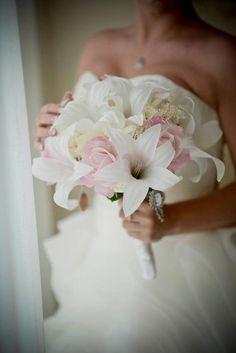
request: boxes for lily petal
[53,100,92,132]
[136,125,161,166]
[45,124,77,162]
[184,113,195,136]
[32,157,72,183]
[189,158,208,183]
[194,120,223,150]
[123,179,149,217]
[96,159,132,184]
[108,128,134,158]
[145,166,181,191]
[72,161,93,180]
[153,140,175,168]
[53,181,82,210]
[189,146,225,182]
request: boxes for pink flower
[80,136,117,197]
[149,116,190,173]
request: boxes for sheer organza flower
[53,75,132,132]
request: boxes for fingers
[33,126,57,139]
[36,112,58,126]
[41,103,62,115]
[122,219,142,239]
[34,103,60,152]
[119,208,141,219]
[119,201,151,218]
[122,219,140,230]
[119,200,163,242]
[33,125,57,152]
[119,209,148,227]
[33,92,73,152]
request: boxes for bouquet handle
[133,239,157,280]
[133,190,165,280]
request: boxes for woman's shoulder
[185,20,236,101]
[200,25,236,90]
[191,20,236,68]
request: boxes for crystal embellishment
[149,190,165,222]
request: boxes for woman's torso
[80,20,232,115]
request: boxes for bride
[34,0,236,352]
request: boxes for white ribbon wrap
[133,240,157,280]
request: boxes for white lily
[96,125,181,216]
[53,99,95,133]
[129,82,225,183]
[32,124,92,210]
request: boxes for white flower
[88,75,132,117]
[53,75,133,133]
[96,125,181,216]
[32,124,92,210]
[53,99,94,132]
[129,82,194,126]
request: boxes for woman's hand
[119,200,164,243]
[33,91,73,151]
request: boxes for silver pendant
[133,57,145,70]
[148,190,165,222]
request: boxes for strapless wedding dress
[44,73,236,353]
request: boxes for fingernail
[49,128,57,136]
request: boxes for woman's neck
[135,0,197,44]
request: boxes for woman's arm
[120,39,236,243]
[120,180,236,243]
[164,181,236,235]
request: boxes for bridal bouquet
[32,73,225,279]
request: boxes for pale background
[16,0,236,318]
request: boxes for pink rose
[80,136,117,169]
[80,136,117,197]
[149,116,190,173]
